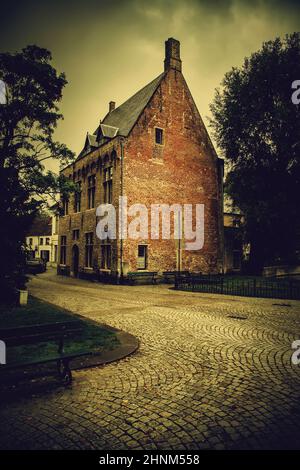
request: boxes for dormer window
[155,127,164,145]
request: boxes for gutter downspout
[120,137,125,281]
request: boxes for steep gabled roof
[76,72,165,161]
[99,72,165,137]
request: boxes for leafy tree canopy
[210,33,300,272]
[0,45,75,297]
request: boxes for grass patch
[0,297,119,365]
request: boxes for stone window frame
[62,196,69,216]
[60,235,67,265]
[154,127,164,146]
[87,174,96,209]
[103,166,113,204]
[72,229,80,241]
[74,181,82,213]
[85,232,93,268]
[137,244,148,270]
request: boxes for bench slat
[4,328,84,347]
[0,350,93,371]
[0,320,83,339]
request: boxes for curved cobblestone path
[1,269,300,449]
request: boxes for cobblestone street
[1,269,300,449]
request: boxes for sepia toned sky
[1,0,300,172]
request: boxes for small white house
[26,214,59,266]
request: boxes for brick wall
[122,68,223,274]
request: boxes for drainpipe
[120,137,125,282]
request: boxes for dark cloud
[1,0,299,171]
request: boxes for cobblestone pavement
[1,269,300,450]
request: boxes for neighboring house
[26,214,59,266]
[224,212,244,273]
[58,38,224,280]
[223,197,244,273]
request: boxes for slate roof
[100,72,165,136]
[76,72,165,161]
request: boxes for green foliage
[210,33,300,272]
[0,297,119,365]
[0,45,76,298]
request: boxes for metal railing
[175,274,300,300]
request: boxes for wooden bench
[127,271,158,285]
[0,321,93,385]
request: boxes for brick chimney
[164,38,182,72]
[109,101,116,113]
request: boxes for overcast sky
[1,0,300,172]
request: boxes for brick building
[58,38,224,280]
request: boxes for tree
[210,33,300,273]
[0,45,75,300]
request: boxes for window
[60,235,67,264]
[88,175,96,209]
[62,197,69,216]
[101,244,111,269]
[137,245,148,270]
[85,232,93,268]
[29,238,33,246]
[155,128,163,145]
[39,238,43,245]
[45,237,50,245]
[74,181,82,212]
[72,229,80,241]
[103,167,113,204]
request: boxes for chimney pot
[109,101,116,113]
[164,38,182,72]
